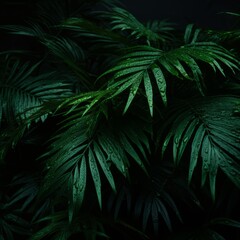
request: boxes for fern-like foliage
[161,96,240,200]
[0,57,73,125]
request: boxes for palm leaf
[39,105,151,222]
[161,96,240,200]
[105,7,163,45]
[39,112,128,218]
[0,58,73,125]
[101,43,238,115]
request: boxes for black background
[121,0,240,29]
[0,0,239,29]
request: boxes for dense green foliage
[1,1,240,239]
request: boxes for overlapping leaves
[40,110,151,222]
[106,7,172,45]
[0,57,73,125]
[161,96,240,199]
[101,43,238,116]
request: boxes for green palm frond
[101,43,238,115]
[0,57,73,125]
[0,101,57,164]
[1,24,90,80]
[40,110,150,222]
[40,114,116,218]
[106,7,171,45]
[161,96,240,200]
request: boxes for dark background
[0,0,239,29]
[121,0,240,29]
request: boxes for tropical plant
[0,0,240,239]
